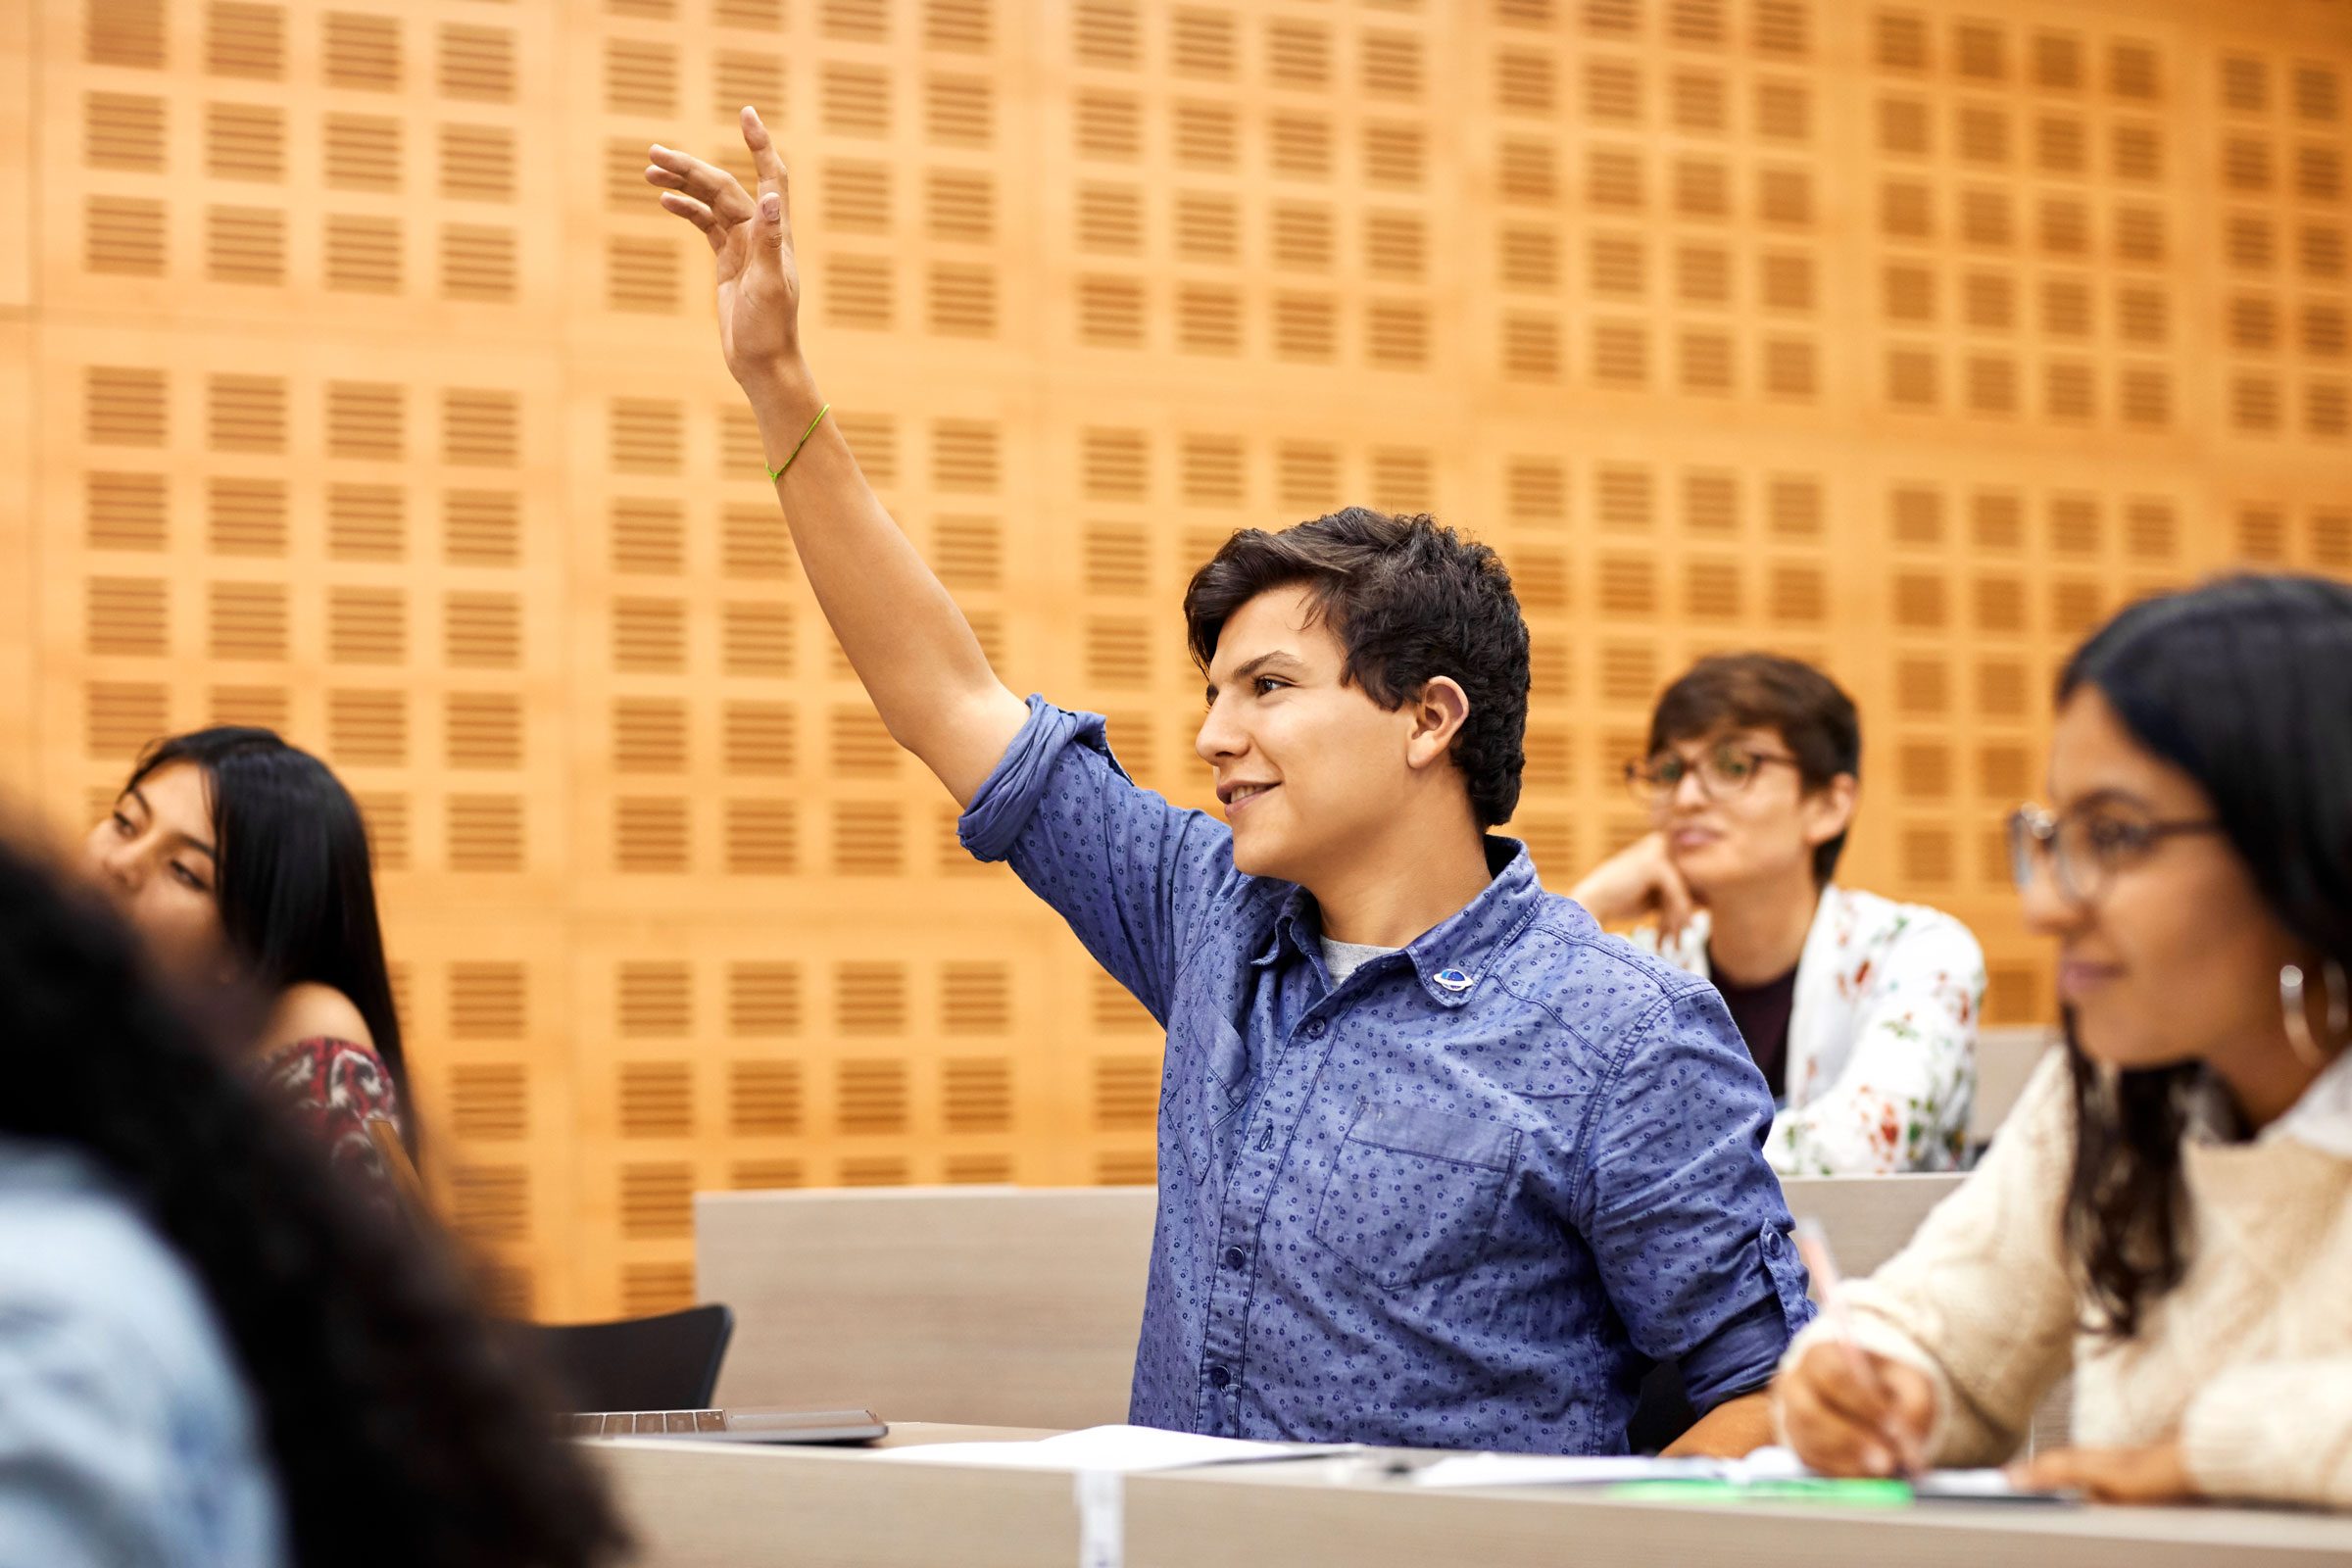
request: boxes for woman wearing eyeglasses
[1571,653,1986,1175]
[1776,574,2352,1506]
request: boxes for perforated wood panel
[8,0,2349,1318]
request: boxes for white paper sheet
[1406,1454,1725,1490]
[872,1424,1355,1474]
[1911,1468,2052,1500]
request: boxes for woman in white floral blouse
[1573,653,1987,1175]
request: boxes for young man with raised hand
[646,109,1812,1456]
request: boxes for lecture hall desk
[590,1422,2352,1568]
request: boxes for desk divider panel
[697,1171,2074,1448]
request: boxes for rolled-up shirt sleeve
[958,695,1242,1026]
[1579,985,1816,1411]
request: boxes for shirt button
[1207,1365,1232,1390]
[1304,1018,1329,1041]
[1223,1247,1246,1269]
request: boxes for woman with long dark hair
[0,833,625,1565]
[1775,573,2352,1506]
[83,727,412,1174]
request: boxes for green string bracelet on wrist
[766,403,831,483]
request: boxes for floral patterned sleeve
[255,1037,405,1191]
[1766,912,1986,1176]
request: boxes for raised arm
[648,108,1028,805]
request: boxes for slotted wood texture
[4,0,2349,1318]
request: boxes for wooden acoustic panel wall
[7,0,2348,1318]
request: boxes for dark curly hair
[2054,573,2352,1338]
[0,833,627,1568]
[1182,509,1531,828]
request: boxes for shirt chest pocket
[1311,1103,1522,1290]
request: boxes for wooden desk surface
[592,1423,2352,1568]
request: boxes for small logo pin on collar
[1433,968,1475,992]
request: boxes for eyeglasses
[2005,803,2224,906]
[1624,743,1803,808]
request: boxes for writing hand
[1775,1340,1936,1479]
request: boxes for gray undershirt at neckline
[1320,937,1400,988]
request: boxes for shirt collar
[1253,837,1549,1008]
[2185,1044,2352,1159]
[2265,1045,2352,1158]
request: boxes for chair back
[525,1303,735,1412]
[1971,1026,2060,1150]
[699,1187,1152,1426]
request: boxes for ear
[1799,771,1859,850]
[1404,677,1472,773]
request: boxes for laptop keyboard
[566,1409,727,1437]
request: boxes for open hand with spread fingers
[645,106,805,392]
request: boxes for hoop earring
[2282,964,2328,1069]
[2328,960,2350,1048]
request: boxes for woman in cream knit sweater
[1775,574,2352,1508]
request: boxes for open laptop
[565,1406,888,1445]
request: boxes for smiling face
[1648,725,1853,901]
[1194,584,1458,886]
[2024,686,2302,1075]
[82,760,228,984]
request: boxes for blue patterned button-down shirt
[961,699,1815,1454]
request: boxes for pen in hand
[1792,1216,1925,1479]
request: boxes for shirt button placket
[1200,1154,1260,1435]
[1200,990,1339,1439]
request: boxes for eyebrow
[1204,650,1304,701]
[126,786,218,860]
[2057,785,2160,814]
[1658,734,1745,758]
